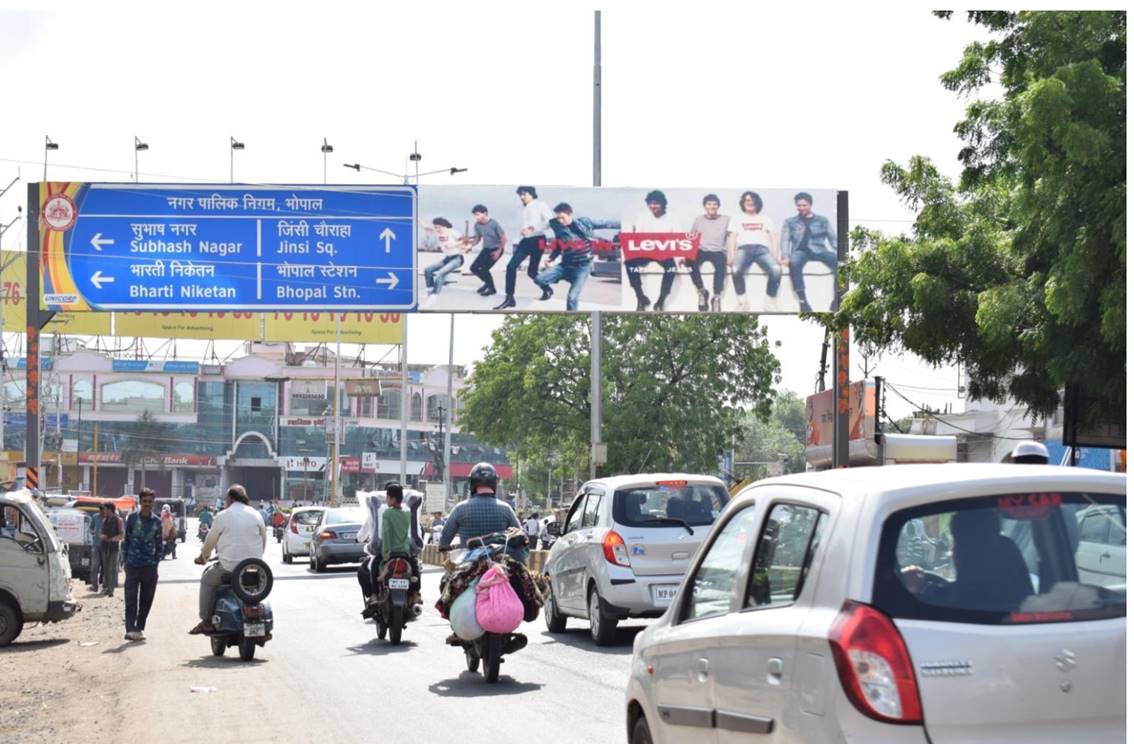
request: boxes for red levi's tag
[620,232,700,262]
[997,492,1063,520]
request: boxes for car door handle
[1101,552,1111,559]
[696,657,710,682]
[767,657,784,679]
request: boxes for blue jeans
[424,254,463,294]
[732,244,782,297]
[535,260,591,311]
[789,246,837,303]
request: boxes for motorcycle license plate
[80,557,90,566]
[243,623,266,638]
[388,578,410,590]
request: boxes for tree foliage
[837,11,1125,424]
[459,315,781,476]
[734,391,808,478]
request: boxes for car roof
[746,463,1126,504]
[586,473,726,491]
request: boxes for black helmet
[468,462,498,493]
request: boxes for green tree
[122,410,169,491]
[734,390,807,478]
[837,12,1125,425]
[459,315,780,476]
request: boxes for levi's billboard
[417,185,843,314]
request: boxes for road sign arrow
[90,233,114,251]
[90,270,114,289]
[375,271,399,290]
[380,227,396,254]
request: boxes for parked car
[0,490,81,645]
[1075,503,1125,585]
[543,474,729,645]
[281,507,325,563]
[625,464,1126,744]
[309,507,366,572]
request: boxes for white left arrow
[90,270,114,289]
[90,233,114,251]
[380,227,396,254]
[375,272,399,290]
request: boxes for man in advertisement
[729,191,782,311]
[421,217,469,302]
[687,194,732,312]
[495,186,554,310]
[780,192,839,312]
[625,190,684,312]
[533,203,620,312]
[464,205,508,298]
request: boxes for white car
[626,464,1126,744]
[281,507,325,563]
[543,474,729,645]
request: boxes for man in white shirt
[626,190,685,311]
[189,484,267,635]
[495,186,554,310]
[524,512,541,549]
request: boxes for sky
[0,1,1029,417]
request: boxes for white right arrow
[380,227,396,254]
[90,270,114,289]
[90,233,114,251]
[375,271,399,290]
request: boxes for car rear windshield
[293,510,322,526]
[613,483,728,528]
[873,492,1126,625]
[325,508,364,525]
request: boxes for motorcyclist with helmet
[438,462,530,652]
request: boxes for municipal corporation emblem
[42,194,77,231]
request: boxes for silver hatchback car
[543,474,729,645]
[625,464,1126,744]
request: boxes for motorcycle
[368,553,420,644]
[203,557,274,661]
[443,532,529,684]
[272,523,285,543]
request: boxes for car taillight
[602,530,631,567]
[828,601,922,724]
[319,530,336,540]
[289,520,299,534]
[389,558,409,577]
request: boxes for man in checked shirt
[438,462,529,563]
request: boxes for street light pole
[321,138,334,185]
[133,136,149,183]
[230,137,245,183]
[44,136,59,180]
[444,313,454,501]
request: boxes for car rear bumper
[597,569,685,618]
[316,542,366,564]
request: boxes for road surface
[98,520,641,743]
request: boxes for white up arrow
[375,272,399,290]
[90,271,114,289]
[380,227,396,254]
[90,233,114,251]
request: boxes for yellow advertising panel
[115,311,262,341]
[263,311,403,344]
[1,251,111,335]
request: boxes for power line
[884,382,1034,441]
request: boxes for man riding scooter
[188,484,267,635]
[438,463,529,654]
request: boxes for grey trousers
[199,562,229,622]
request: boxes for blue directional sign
[39,184,416,311]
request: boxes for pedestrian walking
[87,505,103,592]
[160,505,177,559]
[524,512,541,550]
[99,504,124,596]
[122,488,163,641]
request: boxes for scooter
[443,533,529,684]
[369,553,420,644]
[203,557,274,661]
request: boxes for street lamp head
[230,137,245,151]
[134,136,149,152]
[321,138,334,154]
[44,136,59,151]
[343,163,361,171]
[449,167,467,175]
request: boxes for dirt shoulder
[0,582,130,743]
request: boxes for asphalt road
[110,520,641,743]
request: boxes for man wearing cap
[1011,441,1050,464]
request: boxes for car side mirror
[546,522,561,537]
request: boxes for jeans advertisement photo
[415,184,843,314]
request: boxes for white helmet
[1011,441,1049,463]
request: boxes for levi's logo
[620,232,700,262]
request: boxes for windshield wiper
[639,517,694,536]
